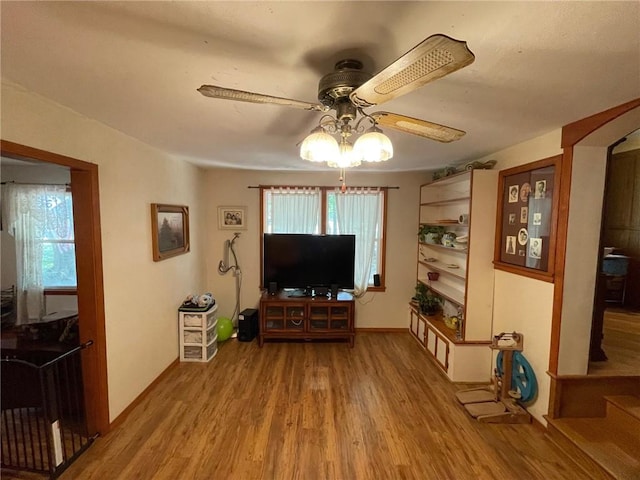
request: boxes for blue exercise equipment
[496,350,538,403]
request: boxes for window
[262,186,386,293]
[40,191,77,287]
[4,186,77,287]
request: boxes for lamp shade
[300,128,339,163]
[353,126,393,162]
[327,140,362,169]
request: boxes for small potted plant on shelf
[418,225,445,244]
[412,281,442,316]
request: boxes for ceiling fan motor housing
[317,59,372,113]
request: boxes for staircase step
[547,416,640,480]
[605,395,640,446]
[606,395,640,422]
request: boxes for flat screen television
[263,233,355,291]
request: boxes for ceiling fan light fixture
[300,127,339,162]
[327,139,362,169]
[354,126,393,162]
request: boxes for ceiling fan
[198,34,474,166]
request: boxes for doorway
[589,131,640,375]
[0,140,109,436]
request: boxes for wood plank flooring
[589,308,640,376]
[4,333,591,479]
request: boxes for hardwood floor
[4,333,590,479]
[589,308,640,376]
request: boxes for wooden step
[546,415,640,480]
[605,395,640,442]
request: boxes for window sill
[367,286,386,293]
[44,287,78,295]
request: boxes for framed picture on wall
[218,206,247,230]
[493,154,561,282]
[151,204,190,262]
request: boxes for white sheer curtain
[3,183,72,325]
[333,188,382,296]
[266,187,321,233]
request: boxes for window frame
[260,185,387,292]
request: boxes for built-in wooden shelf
[420,196,470,207]
[418,278,465,306]
[419,242,468,254]
[418,260,466,280]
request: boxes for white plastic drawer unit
[179,304,219,362]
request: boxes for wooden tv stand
[258,290,355,347]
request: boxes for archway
[546,99,640,418]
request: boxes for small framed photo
[518,228,528,245]
[151,204,190,262]
[508,185,519,203]
[218,206,247,230]
[505,235,516,255]
[534,180,547,199]
[520,182,531,202]
[520,206,528,223]
[533,212,542,225]
[529,238,543,259]
[508,213,516,225]
[518,250,526,257]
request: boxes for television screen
[263,234,355,290]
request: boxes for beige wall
[475,129,562,423]
[558,146,607,375]
[202,169,430,328]
[1,80,207,420]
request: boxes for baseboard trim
[356,327,408,333]
[109,357,179,430]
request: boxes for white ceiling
[1,2,639,172]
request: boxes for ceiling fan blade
[350,34,475,108]
[198,85,326,111]
[371,111,466,143]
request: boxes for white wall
[557,146,607,375]
[202,169,430,329]
[475,129,562,423]
[1,80,207,420]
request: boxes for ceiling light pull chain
[340,169,347,193]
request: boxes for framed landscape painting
[151,204,190,261]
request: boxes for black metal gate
[1,341,96,478]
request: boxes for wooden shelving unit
[410,169,498,383]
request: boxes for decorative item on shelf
[427,271,440,281]
[441,231,457,247]
[460,159,497,171]
[453,234,468,250]
[444,315,459,330]
[412,281,442,315]
[432,166,457,180]
[419,224,445,244]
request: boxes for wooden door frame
[1,140,110,435]
[546,99,640,419]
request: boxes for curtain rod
[1,181,70,186]
[247,185,399,189]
